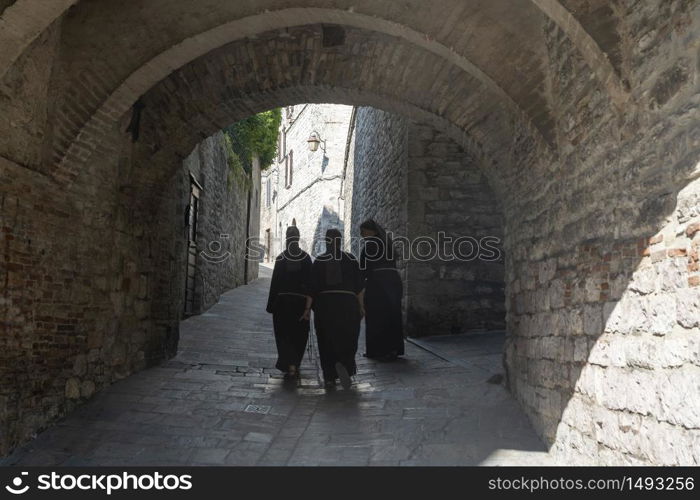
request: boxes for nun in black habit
[266,226,313,379]
[359,219,404,360]
[307,228,364,389]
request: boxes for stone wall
[1,1,699,465]
[502,2,700,465]
[0,31,259,452]
[180,131,259,314]
[348,107,506,337]
[0,104,157,454]
[349,108,408,256]
[406,124,505,336]
[0,21,61,173]
[340,108,357,249]
[0,22,167,451]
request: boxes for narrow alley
[2,267,549,467]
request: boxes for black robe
[360,236,404,358]
[266,249,313,372]
[310,250,364,382]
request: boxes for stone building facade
[260,104,353,259]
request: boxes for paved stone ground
[2,268,552,466]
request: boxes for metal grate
[244,404,271,415]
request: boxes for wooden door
[184,182,200,317]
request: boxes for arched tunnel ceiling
[126,25,531,203]
[137,25,538,174]
[0,0,630,174]
[0,0,627,102]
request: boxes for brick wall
[0,102,258,454]
[0,118,157,454]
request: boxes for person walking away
[304,229,364,389]
[359,219,404,361]
[266,226,313,380]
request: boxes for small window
[266,178,271,207]
[282,129,287,161]
[284,156,289,188]
[285,150,293,189]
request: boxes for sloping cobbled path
[3,267,551,466]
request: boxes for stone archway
[1,1,698,464]
[0,0,634,177]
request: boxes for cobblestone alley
[2,268,549,466]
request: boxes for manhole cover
[244,404,271,414]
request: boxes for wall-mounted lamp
[307,131,326,152]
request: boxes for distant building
[260,104,355,260]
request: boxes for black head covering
[285,226,302,271]
[325,228,342,256]
[360,218,393,257]
[286,226,300,252]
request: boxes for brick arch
[53,8,548,185]
[0,1,629,107]
[120,24,563,214]
[134,84,513,208]
[45,1,634,183]
[59,22,552,202]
